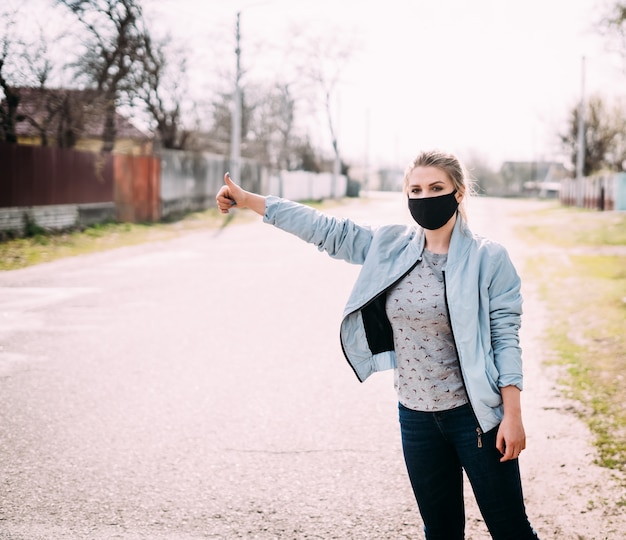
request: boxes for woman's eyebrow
[409,180,446,187]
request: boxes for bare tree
[560,94,626,175]
[133,34,191,150]
[205,88,254,157]
[600,2,626,62]
[57,0,150,152]
[0,0,96,148]
[12,28,69,147]
[243,83,297,169]
[293,26,357,175]
[0,7,24,143]
[291,136,322,172]
[0,15,49,145]
[205,80,323,171]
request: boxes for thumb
[220,172,244,209]
[224,172,237,189]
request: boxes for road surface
[0,193,624,539]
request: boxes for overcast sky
[142,0,625,170]
[12,0,626,170]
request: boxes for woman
[216,150,539,540]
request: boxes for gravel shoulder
[463,197,626,540]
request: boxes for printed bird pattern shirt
[385,249,469,411]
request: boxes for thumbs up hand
[216,172,246,214]
[216,172,267,216]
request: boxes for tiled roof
[8,87,150,140]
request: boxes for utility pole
[363,107,370,195]
[230,12,242,182]
[576,56,586,206]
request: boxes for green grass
[0,208,248,271]
[518,207,626,479]
[519,205,626,247]
[0,198,352,271]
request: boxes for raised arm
[216,173,266,216]
[216,172,375,265]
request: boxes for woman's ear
[455,190,463,204]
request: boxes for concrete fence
[160,150,241,220]
[264,171,348,201]
[159,151,347,220]
[0,202,116,234]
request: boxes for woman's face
[406,166,460,201]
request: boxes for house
[500,161,570,197]
[6,87,152,155]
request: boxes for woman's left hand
[496,385,527,462]
[496,413,527,462]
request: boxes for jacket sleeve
[263,196,373,264]
[488,247,524,390]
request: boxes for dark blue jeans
[399,403,539,540]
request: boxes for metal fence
[0,142,114,206]
[560,173,626,211]
[0,143,161,234]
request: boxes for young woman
[216,150,539,540]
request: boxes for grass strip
[0,208,248,271]
[517,207,626,484]
[0,198,346,272]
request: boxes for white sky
[142,0,626,170]
[12,0,626,170]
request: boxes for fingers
[499,438,526,462]
[500,444,515,462]
[496,430,505,456]
[496,423,526,462]
[216,188,235,214]
[216,172,238,214]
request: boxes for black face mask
[408,190,459,230]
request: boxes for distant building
[5,87,152,154]
[378,168,405,191]
[500,161,570,197]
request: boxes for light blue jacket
[263,196,523,432]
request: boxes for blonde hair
[403,150,472,221]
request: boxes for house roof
[500,161,570,182]
[8,87,150,141]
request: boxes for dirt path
[515,280,626,540]
[460,197,626,539]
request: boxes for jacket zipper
[341,257,423,381]
[442,269,484,449]
[358,258,422,312]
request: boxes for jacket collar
[412,211,472,265]
[448,213,473,268]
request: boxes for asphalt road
[0,194,417,540]
[1,193,624,540]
